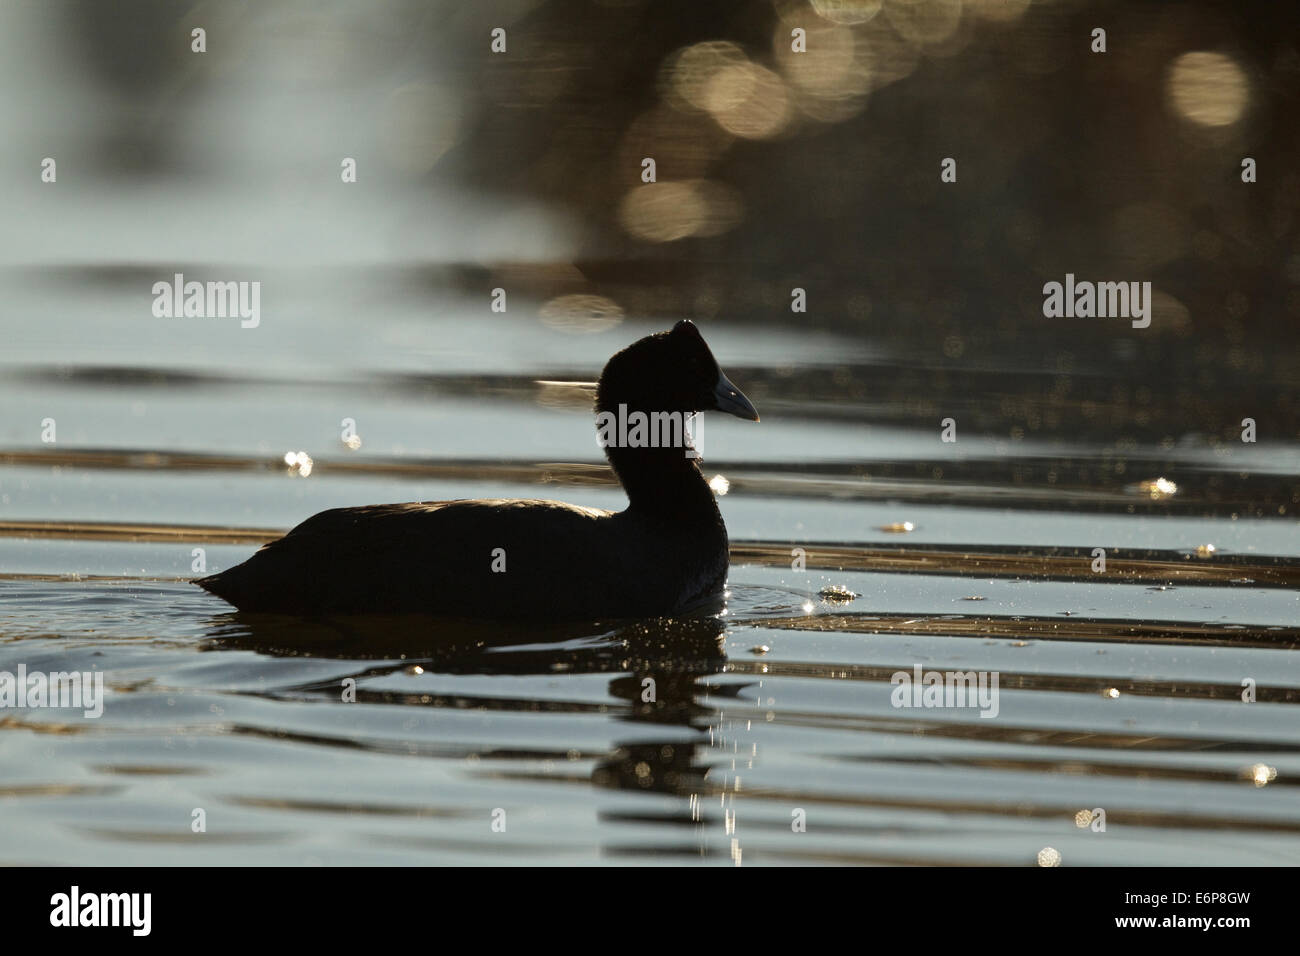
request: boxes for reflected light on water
[809,0,884,26]
[1135,477,1179,500]
[538,294,624,333]
[703,61,791,140]
[884,0,964,47]
[774,17,872,122]
[858,13,922,90]
[618,180,743,242]
[664,41,792,139]
[283,450,313,477]
[1246,763,1277,788]
[880,521,916,533]
[1167,51,1249,127]
[663,41,749,112]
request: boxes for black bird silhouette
[196,320,759,618]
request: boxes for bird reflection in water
[202,610,754,861]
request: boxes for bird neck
[605,444,719,517]
[595,406,719,520]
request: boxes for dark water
[3,298,1298,866]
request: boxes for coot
[196,320,758,618]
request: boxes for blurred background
[1,0,1298,451]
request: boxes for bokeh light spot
[1167,51,1249,127]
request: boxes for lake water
[2,271,1297,866]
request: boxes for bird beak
[712,372,760,422]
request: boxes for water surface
[3,291,1297,866]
